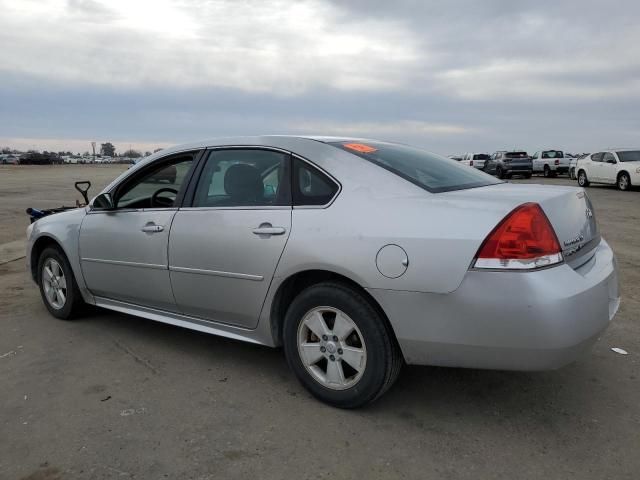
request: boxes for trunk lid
[444,183,599,268]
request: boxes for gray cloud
[0,0,638,154]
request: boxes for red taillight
[473,203,563,270]
[555,159,560,165]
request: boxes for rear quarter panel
[274,150,511,294]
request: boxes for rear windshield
[505,151,528,159]
[473,154,490,160]
[542,150,563,159]
[617,150,640,162]
[329,141,501,193]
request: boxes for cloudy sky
[1,0,638,155]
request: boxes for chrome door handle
[252,225,286,236]
[141,224,164,233]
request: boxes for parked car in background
[577,149,640,191]
[459,153,490,170]
[532,150,571,177]
[26,136,620,408]
[0,154,20,164]
[485,151,532,179]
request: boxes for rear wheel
[37,247,84,319]
[496,166,504,179]
[283,282,402,408]
[618,172,631,191]
[578,170,590,187]
[543,165,551,178]
[569,167,575,180]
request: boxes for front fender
[27,208,96,304]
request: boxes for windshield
[329,141,501,193]
[542,150,563,159]
[617,150,640,162]
[505,152,528,159]
[473,154,490,160]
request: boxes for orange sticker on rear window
[343,143,377,154]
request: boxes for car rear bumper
[367,238,619,371]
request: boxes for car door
[79,152,198,311]
[588,152,604,182]
[168,148,292,328]
[601,152,618,183]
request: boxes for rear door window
[192,149,290,207]
[329,141,501,193]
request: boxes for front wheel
[37,247,84,319]
[618,172,631,191]
[283,282,402,408]
[496,166,504,179]
[578,170,590,187]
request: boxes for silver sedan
[26,136,620,407]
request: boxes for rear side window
[542,150,563,159]
[193,149,290,207]
[505,152,528,159]
[329,141,500,193]
[617,150,640,162]
[293,159,339,206]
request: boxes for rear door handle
[252,224,286,236]
[141,224,164,233]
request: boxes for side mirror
[92,192,115,210]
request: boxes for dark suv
[485,151,532,179]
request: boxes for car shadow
[84,307,599,426]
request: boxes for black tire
[617,172,631,191]
[577,170,590,187]
[283,282,403,408]
[569,167,575,180]
[543,165,551,178]
[496,166,504,179]
[37,246,84,320]
[524,172,532,179]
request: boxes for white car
[532,150,571,177]
[577,149,640,191]
[459,153,490,170]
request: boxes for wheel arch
[617,170,631,181]
[268,269,398,349]
[30,235,67,282]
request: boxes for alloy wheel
[42,258,67,309]
[297,306,367,390]
[619,174,629,191]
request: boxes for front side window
[602,152,616,164]
[329,141,500,193]
[617,150,640,162]
[193,149,290,207]
[116,155,194,209]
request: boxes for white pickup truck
[459,152,490,170]
[532,150,571,177]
